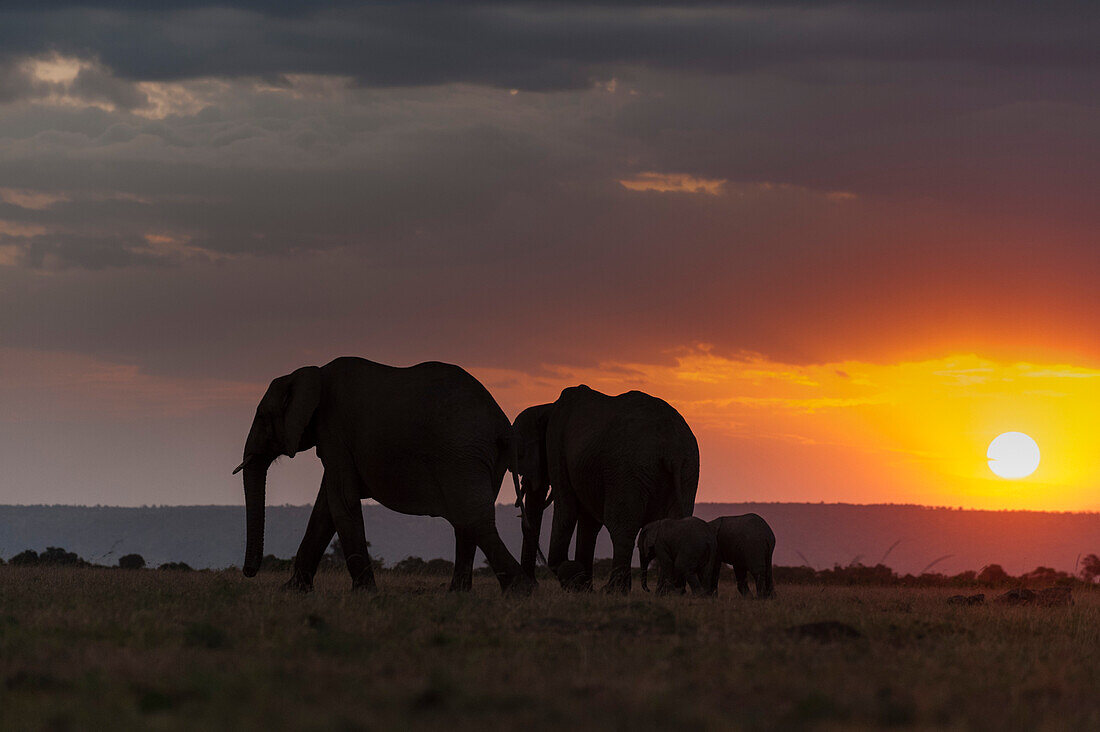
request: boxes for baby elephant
[709,513,775,598]
[637,517,718,596]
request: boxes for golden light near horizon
[987,432,1041,480]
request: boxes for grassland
[1,567,1098,731]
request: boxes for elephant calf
[709,513,775,598]
[637,517,717,596]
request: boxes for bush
[1082,554,1100,583]
[393,556,429,574]
[260,555,293,572]
[39,547,85,566]
[425,558,455,575]
[10,550,39,566]
[977,564,1009,584]
[158,562,193,571]
[118,554,146,570]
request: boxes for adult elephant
[513,385,699,593]
[234,357,532,594]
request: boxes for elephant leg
[573,513,601,591]
[704,548,719,597]
[755,550,776,599]
[733,560,751,597]
[285,482,336,592]
[448,526,476,592]
[603,527,637,594]
[324,466,376,591]
[655,545,677,595]
[547,494,578,582]
[677,552,706,596]
[470,518,531,595]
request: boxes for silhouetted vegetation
[1082,554,1100,583]
[4,547,1099,588]
[315,538,385,573]
[767,561,1085,588]
[259,554,294,572]
[7,547,87,567]
[391,556,456,575]
[9,550,38,566]
[118,554,146,570]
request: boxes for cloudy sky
[2,1,1099,510]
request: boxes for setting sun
[987,432,1041,479]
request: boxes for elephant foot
[502,573,537,597]
[554,560,590,592]
[447,576,473,593]
[600,569,631,595]
[562,576,592,593]
[350,579,378,593]
[282,574,314,593]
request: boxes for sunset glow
[0,3,1097,515]
[478,350,1100,511]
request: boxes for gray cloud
[0,3,1097,92]
[0,0,1096,372]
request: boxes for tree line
[4,544,1100,586]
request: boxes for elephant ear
[515,404,553,484]
[281,366,322,457]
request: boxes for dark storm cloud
[0,2,1097,93]
[0,0,1097,370]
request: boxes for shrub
[976,564,1010,585]
[393,556,429,574]
[1020,566,1072,586]
[10,550,39,566]
[158,562,193,571]
[1082,554,1100,583]
[39,547,85,566]
[259,554,293,572]
[118,554,146,570]
[425,558,455,575]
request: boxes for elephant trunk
[519,478,546,577]
[242,463,269,577]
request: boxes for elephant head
[233,366,322,577]
[637,523,658,592]
[512,403,553,577]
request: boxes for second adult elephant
[514,385,700,593]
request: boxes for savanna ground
[1,567,1098,731]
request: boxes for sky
[1,1,1099,511]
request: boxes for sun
[987,432,1040,480]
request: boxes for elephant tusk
[232,460,248,475]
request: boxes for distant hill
[1,503,1097,575]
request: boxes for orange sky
[472,348,1100,512]
[4,345,1097,511]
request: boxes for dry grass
[1,567,1098,730]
